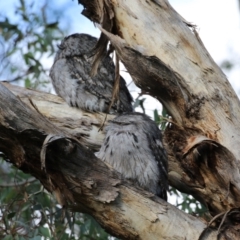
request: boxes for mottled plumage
[96,112,168,200]
[50,33,133,113]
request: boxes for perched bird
[96,112,168,200]
[50,33,133,113]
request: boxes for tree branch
[0,177,36,187]
[0,82,220,239]
[1,82,112,151]
[1,0,240,238]
[78,0,240,216]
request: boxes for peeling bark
[1,0,240,238]
[0,82,220,239]
[2,82,113,151]
[78,0,240,216]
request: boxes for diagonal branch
[0,82,219,239]
[78,0,240,215]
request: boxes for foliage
[0,0,64,90]
[0,158,113,240]
[169,187,209,218]
[133,95,146,113]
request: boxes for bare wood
[0,82,220,239]
[78,0,240,215]
[1,0,240,238]
[1,82,114,151]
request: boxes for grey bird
[49,33,133,113]
[96,112,168,200]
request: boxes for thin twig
[0,177,36,187]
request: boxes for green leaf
[24,78,31,88]
[0,20,18,30]
[153,109,160,125]
[161,106,168,117]
[46,22,59,29]
[33,203,43,211]
[2,235,14,240]
[28,236,42,240]
[133,97,146,113]
[39,227,51,238]
[7,212,16,219]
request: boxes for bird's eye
[111,120,130,126]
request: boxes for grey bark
[0,82,218,239]
[1,0,240,238]
[78,0,240,216]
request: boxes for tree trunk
[79,0,240,215]
[1,0,240,238]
